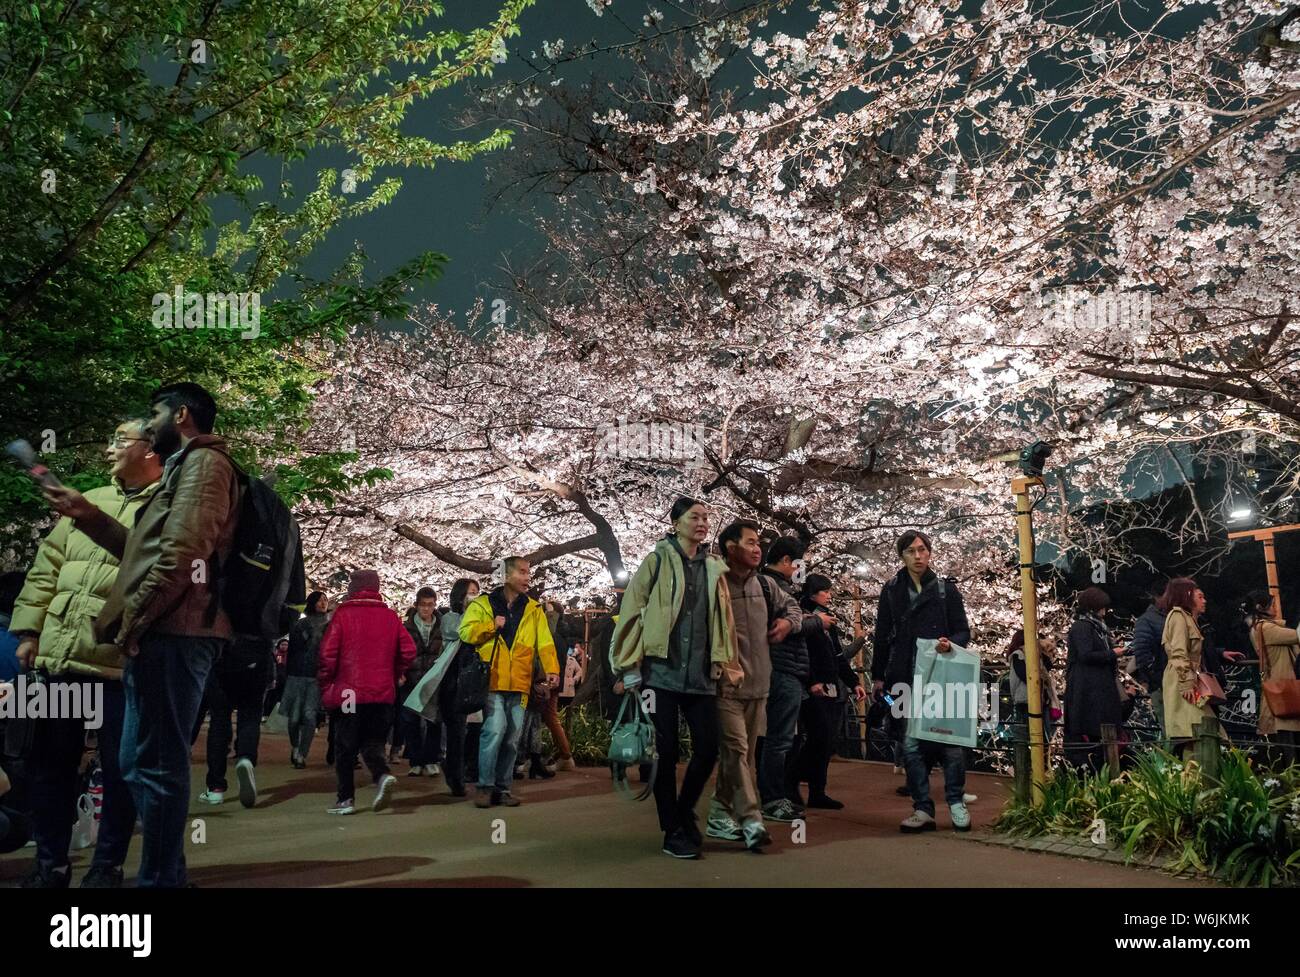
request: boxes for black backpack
[179,442,305,643]
[223,472,306,641]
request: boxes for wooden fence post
[1195,715,1222,782]
[1013,723,1030,805]
[1100,723,1121,777]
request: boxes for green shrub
[997,749,1300,887]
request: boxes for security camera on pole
[1012,441,1053,807]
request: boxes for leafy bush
[996,749,1300,887]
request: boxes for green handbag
[607,691,657,801]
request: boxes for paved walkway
[0,729,1211,887]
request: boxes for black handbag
[453,634,500,715]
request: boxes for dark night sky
[232,1,821,329]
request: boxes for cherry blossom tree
[299,0,1300,646]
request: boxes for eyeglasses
[110,436,149,447]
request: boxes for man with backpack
[43,383,244,887]
[609,498,736,859]
[870,530,972,834]
[707,519,800,851]
[458,557,559,808]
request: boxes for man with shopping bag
[870,530,973,834]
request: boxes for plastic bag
[906,638,981,748]
[69,793,98,851]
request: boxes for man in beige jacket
[11,417,162,888]
[707,519,800,852]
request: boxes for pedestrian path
[0,731,1211,888]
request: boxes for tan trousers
[714,696,767,824]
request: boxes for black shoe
[80,865,124,889]
[21,864,71,889]
[895,784,911,796]
[291,757,306,770]
[449,784,467,797]
[680,812,703,848]
[807,794,844,810]
[528,755,555,779]
[662,830,700,859]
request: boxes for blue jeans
[758,671,806,805]
[120,634,221,888]
[30,677,133,871]
[902,727,966,817]
[478,691,525,792]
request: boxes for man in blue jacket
[1128,584,1168,746]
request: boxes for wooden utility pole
[1013,475,1048,806]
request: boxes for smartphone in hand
[5,439,63,489]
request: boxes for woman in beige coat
[1160,577,1224,755]
[1242,590,1300,768]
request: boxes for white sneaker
[373,774,397,811]
[741,819,772,852]
[198,789,225,805]
[900,810,936,833]
[963,792,978,804]
[705,813,743,841]
[427,763,441,777]
[407,765,424,777]
[235,758,257,808]
[326,799,355,815]
[949,802,971,832]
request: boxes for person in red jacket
[318,570,416,815]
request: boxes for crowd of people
[0,381,1296,883]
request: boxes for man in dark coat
[870,530,972,834]
[399,587,442,775]
[1128,585,1168,743]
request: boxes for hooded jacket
[459,588,559,706]
[11,478,162,679]
[317,590,416,710]
[609,536,736,680]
